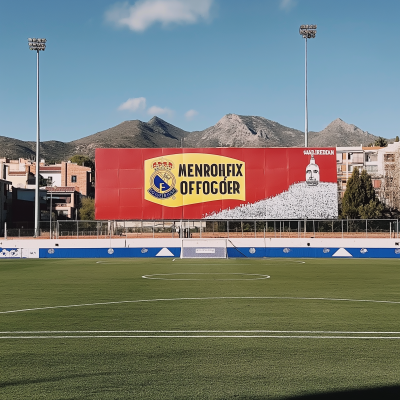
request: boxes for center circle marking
[142,273,270,280]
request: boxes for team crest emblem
[147,158,178,199]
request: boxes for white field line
[1,335,400,340]
[95,259,306,265]
[95,262,254,265]
[142,273,270,280]
[1,330,400,334]
[1,296,400,315]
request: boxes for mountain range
[0,114,386,161]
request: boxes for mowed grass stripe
[3,330,400,333]
[3,335,400,339]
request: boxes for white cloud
[280,0,296,11]
[185,109,198,120]
[105,0,213,32]
[118,97,146,112]
[147,105,173,116]
[118,97,174,117]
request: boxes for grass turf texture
[1,258,400,399]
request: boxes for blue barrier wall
[39,247,181,259]
[2,238,400,259]
[228,247,400,259]
[36,246,400,259]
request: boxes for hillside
[0,114,385,161]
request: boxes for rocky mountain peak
[147,116,169,132]
[148,116,165,126]
[216,113,242,124]
[311,118,374,147]
[325,118,360,133]
[200,114,262,146]
[213,114,250,132]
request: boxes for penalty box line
[2,330,400,334]
[2,335,400,340]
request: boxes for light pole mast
[299,25,316,148]
[28,38,46,237]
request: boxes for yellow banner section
[144,153,246,207]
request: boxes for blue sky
[0,0,399,142]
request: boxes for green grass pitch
[1,257,400,399]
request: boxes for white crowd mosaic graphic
[204,182,338,220]
[0,249,21,258]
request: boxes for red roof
[46,186,78,193]
[40,166,61,171]
[8,171,27,176]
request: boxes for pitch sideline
[1,295,400,315]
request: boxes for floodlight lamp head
[28,38,47,51]
[299,25,317,39]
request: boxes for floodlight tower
[28,38,46,237]
[299,25,316,148]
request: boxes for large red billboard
[95,148,338,220]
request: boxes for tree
[78,197,95,220]
[358,200,384,219]
[341,167,383,219]
[341,168,362,218]
[374,137,388,147]
[395,136,399,142]
[357,169,384,217]
[70,155,94,168]
[359,169,376,204]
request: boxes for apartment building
[336,142,400,207]
[9,187,47,227]
[0,158,91,195]
[0,158,92,224]
[376,142,400,209]
[0,178,11,230]
[44,186,80,220]
[36,161,91,221]
[0,158,37,189]
[336,146,381,198]
[32,161,92,197]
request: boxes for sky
[0,0,399,142]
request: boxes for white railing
[2,219,399,239]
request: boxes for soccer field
[1,258,400,399]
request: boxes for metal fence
[1,219,399,239]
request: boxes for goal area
[181,239,227,259]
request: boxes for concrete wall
[40,171,62,187]
[1,237,400,259]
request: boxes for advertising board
[95,148,338,220]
